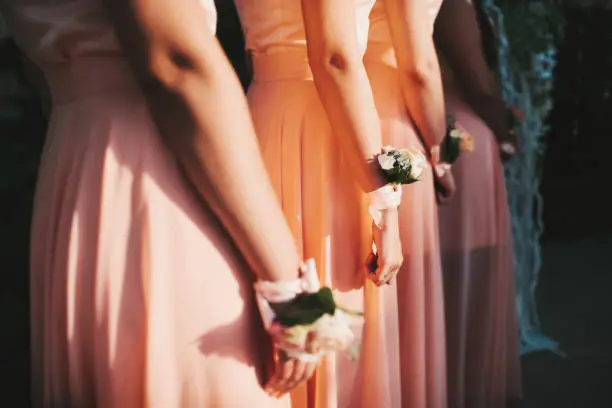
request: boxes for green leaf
[269,287,338,327]
[316,287,337,314]
[440,131,462,164]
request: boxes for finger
[388,264,401,282]
[438,191,452,205]
[376,263,392,286]
[266,353,289,396]
[375,270,385,286]
[284,359,307,392]
[303,362,317,384]
[273,356,295,396]
[264,355,283,395]
[384,264,400,284]
[436,193,444,205]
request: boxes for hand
[265,350,317,397]
[367,208,403,286]
[497,106,522,161]
[435,170,456,205]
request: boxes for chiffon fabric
[1,1,288,406]
[235,1,404,407]
[363,1,448,407]
[438,84,522,408]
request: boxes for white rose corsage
[376,145,427,184]
[254,259,362,362]
[434,115,475,178]
[367,146,427,228]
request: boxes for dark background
[1,3,611,406]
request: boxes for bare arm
[383,0,446,150]
[102,0,300,282]
[434,0,508,138]
[301,0,385,193]
[301,0,403,286]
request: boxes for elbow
[470,80,499,100]
[399,57,440,89]
[144,45,207,91]
[308,48,362,79]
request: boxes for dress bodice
[0,0,217,65]
[234,0,375,58]
[368,0,442,46]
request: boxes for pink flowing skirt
[247,49,387,408]
[364,45,448,408]
[438,90,522,408]
[30,57,288,408]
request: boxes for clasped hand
[366,208,403,286]
[265,350,317,398]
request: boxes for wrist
[367,184,402,229]
[433,161,452,179]
[376,207,399,229]
[254,259,360,358]
[434,115,474,168]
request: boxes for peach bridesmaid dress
[363,1,447,407]
[235,1,398,407]
[438,67,522,408]
[1,1,288,407]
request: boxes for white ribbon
[254,259,319,328]
[434,162,452,179]
[254,259,324,362]
[367,184,402,228]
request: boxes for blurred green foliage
[495,0,565,71]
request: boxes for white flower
[404,149,427,180]
[449,129,462,138]
[500,142,516,155]
[381,145,394,154]
[377,153,396,171]
[306,311,355,354]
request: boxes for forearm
[460,76,508,139]
[398,61,446,150]
[309,58,386,192]
[143,59,301,283]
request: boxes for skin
[383,0,447,149]
[301,0,403,286]
[101,0,315,396]
[436,171,456,204]
[434,0,511,145]
[382,0,455,203]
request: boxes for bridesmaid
[234,0,404,406]
[434,0,522,407]
[1,0,321,405]
[363,1,449,407]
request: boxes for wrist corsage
[433,115,474,178]
[375,145,427,185]
[254,259,362,362]
[368,146,427,227]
